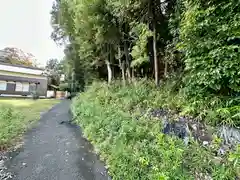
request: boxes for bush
[31,91,39,100]
[0,106,24,147]
[72,81,239,179]
[59,82,70,91]
[179,1,240,96]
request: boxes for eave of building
[0,69,47,80]
[0,63,44,76]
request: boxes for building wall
[0,71,47,96]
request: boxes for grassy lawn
[0,98,60,148]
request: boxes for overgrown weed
[72,81,240,179]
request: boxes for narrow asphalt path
[6,100,110,180]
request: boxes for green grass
[72,81,240,180]
[0,98,59,148]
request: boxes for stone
[146,108,240,151]
[190,123,198,131]
[203,141,209,146]
[0,160,4,167]
[217,148,226,155]
[150,108,168,118]
[22,162,27,166]
[212,157,222,165]
[0,156,13,180]
[219,126,240,146]
[162,121,189,142]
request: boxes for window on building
[7,81,16,92]
[15,82,23,91]
[7,81,15,84]
[0,81,7,91]
[15,82,30,92]
[22,83,29,92]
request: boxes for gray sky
[0,0,64,66]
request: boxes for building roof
[0,62,44,70]
[0,62,46,76]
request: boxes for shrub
[0,106,24,147]
[59,82,70,91]
[179,1,240,96]
[72,81,239,179]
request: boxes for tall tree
[50,0,181,87]
[45,58,61,89]
[0,47,37,67]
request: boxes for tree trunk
[118,46,126,86]
[105,44,112,84]
[71,70,75,92]
[164,61,168,78]
[132,68,135,82]
[124,41,131,82]
[109,46,115,79]
[106,60,112,84]
[153,22,158,86]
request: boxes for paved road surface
[6,100,110,180]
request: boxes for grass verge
[0,98,59,148]
[72,81,240,180]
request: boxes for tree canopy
[0,47,38,67]
[51,0,240,96]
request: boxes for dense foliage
[51,0,240,97]
[180,0,240,96]
[44,59,61,89]
[51,0,177,87]
[72,82,239,180]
